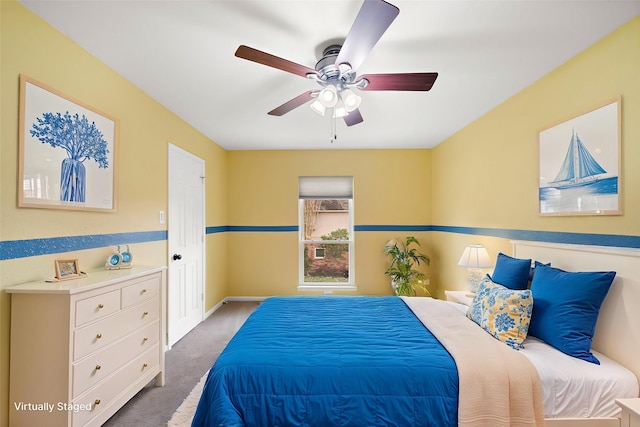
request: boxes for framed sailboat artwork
[538,97,621,216]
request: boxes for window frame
[298,197,355,291]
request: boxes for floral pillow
[467,277,534,350]
[466,275,493,325]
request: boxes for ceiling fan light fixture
[342,89,361,112]
[319,85,338,108]
[309,99,326,116]
[333,99,348,118]
[236,0,437,128]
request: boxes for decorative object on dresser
[383,236,430,296]
[120,245,133,268]
[55,259,81,281]
[105,250,122,270]
[105,245,133,270]
[457,244,492,292]
[6,266,166,427]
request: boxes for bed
[192,241,640,426]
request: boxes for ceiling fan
[234,0,438,127]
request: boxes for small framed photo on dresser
[55,259,80,281]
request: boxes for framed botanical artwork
[55,259,80,281]
[18,75,118,211]
[538,97,621,216]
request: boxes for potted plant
[384,236,430,296]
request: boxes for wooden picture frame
[55,259,80,281]
[538,97,621,216]
[19,75,117,212]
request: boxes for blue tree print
[30,111,109,202]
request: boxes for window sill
[297,284,357,292]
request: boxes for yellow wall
[226,149,432,296]
[431,15,640,296]
[0,3,227,425]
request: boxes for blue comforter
[192,296,458,426]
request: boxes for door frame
[167,143,205,347]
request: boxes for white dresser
[7,266,166,427]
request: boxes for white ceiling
[20,0,640,150]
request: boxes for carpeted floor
[102,301,260,427]
[166,370,209,427]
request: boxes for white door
[168,144,205,347]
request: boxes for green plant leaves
[384,236,430,296]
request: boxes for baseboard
[204,300,224,319]
[204,296,266,319]
[224,296,268,302]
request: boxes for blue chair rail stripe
[431,225,640,249]
[1,230,167,261]
[3,226,639,261]
[355,225,432,232]
[227,225,298,232]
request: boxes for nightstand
[444,290,475,307]
[617,398,640,427]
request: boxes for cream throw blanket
[400,297,545,427]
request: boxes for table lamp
[457,244,492,293]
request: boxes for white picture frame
[19,75,118,212]
[538,97,621,216]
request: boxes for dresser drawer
[75,290,120,327]
[121,275,160,309]
[73,298,159,360]
[72,320,159,398]
[72,344,160,427]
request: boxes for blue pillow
[529,260,551,281]
[491,253,531,290]
[528,265,615,364]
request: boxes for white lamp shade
[457,245,492,268]
[342,88,361,112]
[309,99,326,116]
[332,100,348,118]
[319,86,338,108]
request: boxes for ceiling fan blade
[344,109,364,127]
[335,0,399,71]
[268,90,316,116]
[235,45,318,78]
[357,73,438,91]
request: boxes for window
[299,176,354,289]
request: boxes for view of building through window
[301,199,351,283]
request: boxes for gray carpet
[102,301,260,427]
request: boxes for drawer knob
[98,304,104,309]
[96,333,102,339]
[95,365,101,371]
[94,399,101,405]
[143,311,149,316]
[141,289,147,294]
[143,337,149,342]
[143,363,148,368]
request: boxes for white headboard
[512,240,640,382]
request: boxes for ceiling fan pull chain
[330,115,337,143]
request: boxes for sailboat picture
[539,99,620,215]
